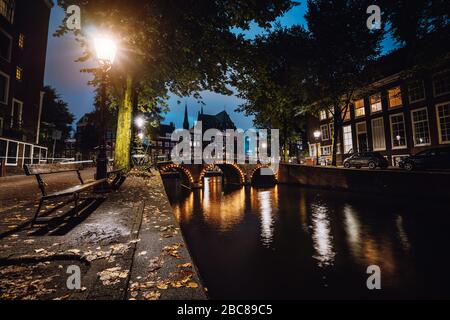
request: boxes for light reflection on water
[164,176,450,299]
[311,203,336,267]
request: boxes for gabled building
[306,48,450,166]
[0,0,53,175]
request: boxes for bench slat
[43,179,107,199]
[24,163,83,175]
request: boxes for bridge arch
[215,163,245,186]
[249,165,277,186]
[159,164,194,188]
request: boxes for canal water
[163,176,450,299]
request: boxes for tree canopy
[233,25,313,160]
[55,0,297,167]
[40,86,75,157]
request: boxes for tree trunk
[115,74,134,170]
[331,104,341,166]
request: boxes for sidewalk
[0,169,206,300]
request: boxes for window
[408,80,425,103]
[437,102,450,144]
[343,125,353,154]
[354,99,365,117]
[309,143,317,158]
[15,66,22,81]
[342,106,351,121]
[390,113,407,149]
[433,71,450,97]
[0,71,9,104]
[371,117,386,151]
[18,33,24,48]
[319,110,327,120]
[6,140,18,165]
[329,123,334,139]
[0,29,11,61]
[388,86,403,108]
[411,108,430,146]
[0,0,15,23]
[370,93,382,113]
[165,142,170,147]
[320,124,330,141]
[157,141,162,146]
[11,99,23,128]
[321,146,331,156]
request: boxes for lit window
[329,123,334,139]
[18,33,24,48]
[370,93,382,113]
[411,108,430,146]
[15,66,22,80]
[342,106,351,121]
[388,86,402,108]
[343,125,353,154]
[433,71,450,97]
[371,117,386,151]
[320,124,330,141]
[390,113,407,149]
[354,99,365,117]
[408,80,425,103]
[437,102,450,144]
[319,110,327,120]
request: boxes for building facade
[148,122,176,161]
[0,0,53,175]
[308,68,450,166]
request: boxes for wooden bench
[24,163,108,226]
[107,168,127,191]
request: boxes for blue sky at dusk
[44,3,396,131]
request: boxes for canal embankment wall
[277,164,450,197]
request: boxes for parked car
[399,147,450,171]
[343,152,389,169]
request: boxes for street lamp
[135,116,146,129]
[313,130,322,166]
[94,36,117,189]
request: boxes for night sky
[44,3,395,132]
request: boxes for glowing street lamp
[135,116,146,129]
[313,130,322,166]
[94,37,117,66]
[94,36,117,189]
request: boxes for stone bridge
[157,161,278,189]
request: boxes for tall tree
[233,26,312,161]
[304,0,383,165]
[55,0,296,168]
[377,0,449,48]
[40,86,75,157]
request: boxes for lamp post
[313,130,322,166]
[94,37,117,188]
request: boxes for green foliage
[55,0,296,167]
[40,86,75,156]
[233,26,311,160]
[377,0,449,47]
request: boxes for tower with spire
[183,103,190,130]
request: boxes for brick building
[0,0,53,174]
[307,48,450,166]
